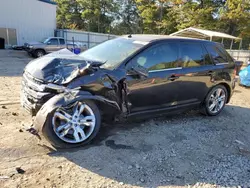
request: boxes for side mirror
[47,41,51,45]
[127,64,148,77]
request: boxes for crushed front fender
[33,90,121,133]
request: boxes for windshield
[79,37,145,70]
[43,38,50,44]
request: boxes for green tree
[168,0,217,31]
[217,0,250,36]
[56,0,118,33]
[56,0,84,29]
[135,0,159,33]
[112,0,142,34]
[77,0,118,33]
[155,0,178,34]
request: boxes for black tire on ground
[200,85,228,116]
[42,100,101,149]
[34,49,45,58]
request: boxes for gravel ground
[0,50,250,188]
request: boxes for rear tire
[201,85,228,116]
[42,100,101,149]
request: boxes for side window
[216,44,234,63]
[203,47,213,65]
[129,43,179,71]
[48,38,58,45]
[179,42,205,68]
[205,44,228,64]
[59,39,65,45]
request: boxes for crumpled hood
[24,49,90,84]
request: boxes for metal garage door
[0,28,17,47]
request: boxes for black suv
[21,35,236,148]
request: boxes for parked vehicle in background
[12,45,24,50]
[24,37,74,58]
[21,35,237,148]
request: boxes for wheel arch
[203,82,231,106]
[94,78,128,121]
[34,91,121,132]
[201,83,230,116]
[35,48,46,53]
[217,82,231,103]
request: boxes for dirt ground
[0,50,250,188]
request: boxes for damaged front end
[21,49,119,115]
[21,49,129,126]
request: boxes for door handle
[168,74,180,81]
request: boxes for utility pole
[159,2,163,34]
[98,15,100,33]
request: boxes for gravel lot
[0,50,250,188]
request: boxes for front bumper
[24,46,34,53]
[21,72,55,116]
[20,91,36,115]
[23,46,35,57]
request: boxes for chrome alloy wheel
[208,88,226,114]
[52,102,96,143]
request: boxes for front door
[45,38,60,52]
[126,42,183,112]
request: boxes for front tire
[201,85,228,116]
[34,49,45,58]
[42,100,101,149]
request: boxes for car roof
[121,34,216,44]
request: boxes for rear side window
[216,44,234,63]
[130,43,179,71]
[59,39,65,45]
[205,44,228,64]
[179,42,209,68]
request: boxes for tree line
[56,0,250,49]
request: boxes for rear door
[205,43,235,88]
[176,42,216,104]
[59,38,67,49]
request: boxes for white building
[0,0,56,47]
